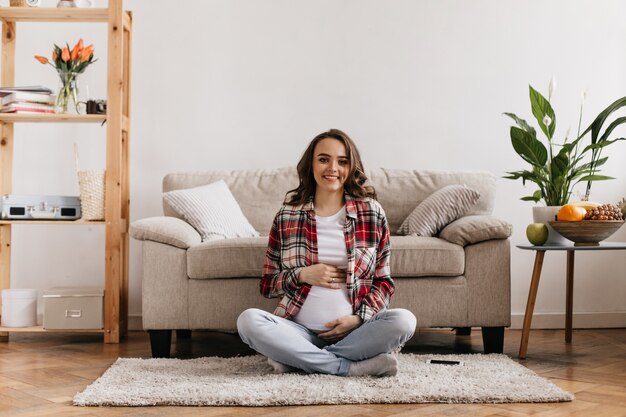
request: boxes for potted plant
[504,80,626,243]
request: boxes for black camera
[86,99,107,114]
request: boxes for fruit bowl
[548,220,625,246]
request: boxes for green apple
[526,223,549,245]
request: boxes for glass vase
[56,70,88,114]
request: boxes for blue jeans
[237,308,416,376]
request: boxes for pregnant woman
[237,129,416,377]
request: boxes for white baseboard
[510,312,626,329]
[128,313,626,332]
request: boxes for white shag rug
[73,354,574,406]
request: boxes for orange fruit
[557,204,587,221]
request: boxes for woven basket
[78,169,105,221]
[9,0,27,6]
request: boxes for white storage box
[1,288,38,327]
[43,287,103,330]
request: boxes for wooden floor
[0,328,625,416]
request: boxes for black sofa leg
[481,327,505,354]
[149,330,172,358]
[455,327,472,336]
[176,329,192,339]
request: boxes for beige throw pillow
[439,215,512,246]
[130,217,202,249]
[162,180,259,242]
[397,184,480,236]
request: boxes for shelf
[0,325,103,333]
[0,0,131,344]
[0,7,108,23]
[0,219,105,225]
[0,113,106,123]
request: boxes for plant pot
[532,206,568,245]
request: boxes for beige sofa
[130,167,512,357]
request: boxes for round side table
[517,242,626,359]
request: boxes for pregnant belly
[293,285,353,331]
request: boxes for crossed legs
[237,308,416,376]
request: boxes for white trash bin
[1,289,38,327]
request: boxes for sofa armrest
[438,215,512,247]
[464,239,511,327]
[130,216,202,249]
[142,241,190,329]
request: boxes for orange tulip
[61,47,70,62]
[52,50,57,62]
[34,55,48,64]
[80,45,94,62]
[71,39,83,61]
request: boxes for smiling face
[312,138,350,195]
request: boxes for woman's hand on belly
[317,314,363,342]
[298,264,347,289]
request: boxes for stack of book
[0,86,55,114]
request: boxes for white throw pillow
[397,184,480,237]
[162,180,259,242]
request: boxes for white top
[293,206,353,331]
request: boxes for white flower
[543,115,552,127]
[549,76,556,100]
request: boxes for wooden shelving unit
[0,219,105,225]
[0,0,132,344]
[0,325,104,333]
[0,113,107,123]
[0,7,109,22]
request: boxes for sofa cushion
[368,169,496,233]
[188,237,268,279]
[163,168,299,236]
[163,180,259,242]
[396,185,480,236]
[187,235,464,280]
[439,215,513,247]
[390,236,465,277]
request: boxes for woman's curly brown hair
[285,129,376,205]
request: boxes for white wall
[5,0,626,328]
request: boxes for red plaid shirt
[260,194,394,322]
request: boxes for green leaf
[504,170,539,182]
[580,96,626,143]
[521,195,541,202]
[510,126,548,167]
[576,156,608,172]
[550,151,569,179]
[577,174,614,181]
[598,117,626,143]
[580,137,626,154]
[529,85,556,139]
[503,112,537,137]
[503,171,525,179]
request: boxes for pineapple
[584,203,623,220]
[618,197,626,218]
